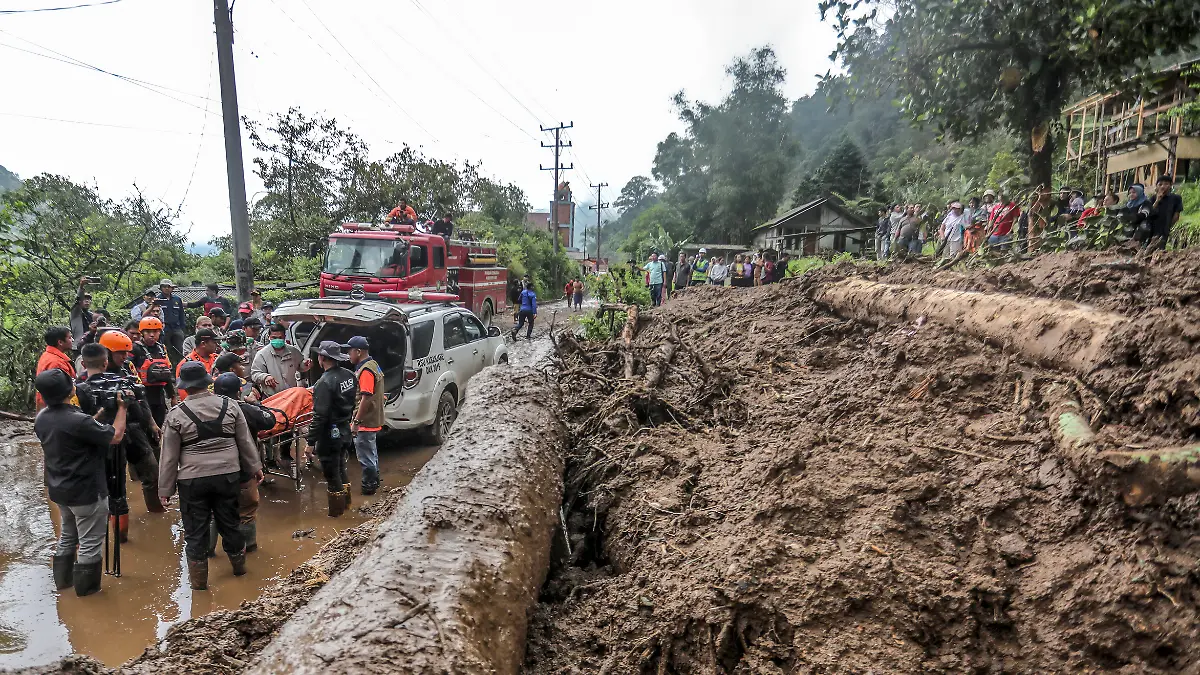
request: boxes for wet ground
[0,427,436,670]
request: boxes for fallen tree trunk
[248,367,564,674]
[1046,382,1200,504]
[622,305,640,380]
[813,278,1129,375]
[644,322,678,389]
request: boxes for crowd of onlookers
[640,248,791,306]
[877,175,1185,260]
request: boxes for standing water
[0,430,436,669]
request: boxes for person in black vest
[210,373,276,554]
[35,369,128,596]
[307,341,357,517]
[159,362,263,590]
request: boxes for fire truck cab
[319,223,509,325]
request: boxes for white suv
[274,297,509,443]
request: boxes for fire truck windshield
[324,238,407,277]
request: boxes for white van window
[411,320,435,360]
[463,314,485,342]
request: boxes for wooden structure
[1064,59,1200,192]
[750,197,873,255]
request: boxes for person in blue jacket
[511,280,537,341]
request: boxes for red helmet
[98,330,134,352]
[138,316,164,331]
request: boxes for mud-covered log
[1046,383,1200,504]
[813,278,1128,375]
[248,367,564,674]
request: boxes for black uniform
[306,365,357,491]
[131,341,175,428]
[76,371,159,518]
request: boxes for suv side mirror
[487,326,501,338]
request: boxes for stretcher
[256,387,313,491]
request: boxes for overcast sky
[0,0,836,243]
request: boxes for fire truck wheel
[421,390,458,445]
[480,299,495,327]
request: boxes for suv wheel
[422,390,458,445]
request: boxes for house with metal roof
[750,197,873,255]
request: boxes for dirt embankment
[524,249,1200,673]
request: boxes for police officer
[35,369,128,596]
[159,362,263,590]
[306,341,357,517]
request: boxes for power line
[177,48,217,212]
[0,34,219,115]
[294,0,439,144]
[0,0,123,14]
[0,110,201,134]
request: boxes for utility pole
[539,122,573,257]
[589,182,609,269]
[214,0,254,302]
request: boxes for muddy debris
[525,249,1200,674]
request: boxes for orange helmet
[138,316,164,331]
[98,330,134,352]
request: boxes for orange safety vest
[136,342,173,388]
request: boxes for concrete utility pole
[214,0,254,302]
[589,182,609,266]
[539,122,573,256]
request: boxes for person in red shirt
[386,198,417,225]
[1077,192,1118,229]
[346,336,384,495]
[986,192,1021,248]
[35,326,76,409]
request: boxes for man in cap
[347,336,384,495]
[240,318,264,365]
[307,341,357,516]
[177,328,222,401]
[130,290,156,322]
[159,361,263,590]
[35,368,128,597]
[208,307,230,334]
[156,279,187,362]
[689,248,710,286]
[259,302,275,329]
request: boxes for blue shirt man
[642,253,668,306]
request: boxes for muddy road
[0,423,435,670]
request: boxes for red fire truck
[318,223,509,325]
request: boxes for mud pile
[525,250,1200,673]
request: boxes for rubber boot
[72,560,102,597]
[327,489,346,518]
[343,484,352,508]
[143,485,166,513]
[361,471,379,496]
[240,521,257,553]
[52,553,76,591]
[229,549,247,577]
[188,559,209,591]
[206,518,218,558]
[110,514,129,543]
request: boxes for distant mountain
[188,242,218,256]
[0,165,21,194]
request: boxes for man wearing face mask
[250,323,310,398]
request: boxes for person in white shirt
[941,201,968,257]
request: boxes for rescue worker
[386,198,418,225]
[307,342,357,517]
[35,368,127,597]
[35,326,75,410]
[211,373,275,554]
[690,249,710,286]
[177,328,221,401]
[131,316,176,428]
[98,331,166,516]
[159,362,263,591]
[347,336,383,495]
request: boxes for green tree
[654,47,797,244]
[791,134,871,206]
[987,150,1026,191]
[821,0,1200,193]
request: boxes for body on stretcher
[256,387,314,491]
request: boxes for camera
[87,373,143,413]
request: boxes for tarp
[258,387,313,437]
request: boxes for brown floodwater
[0,433,437,669]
